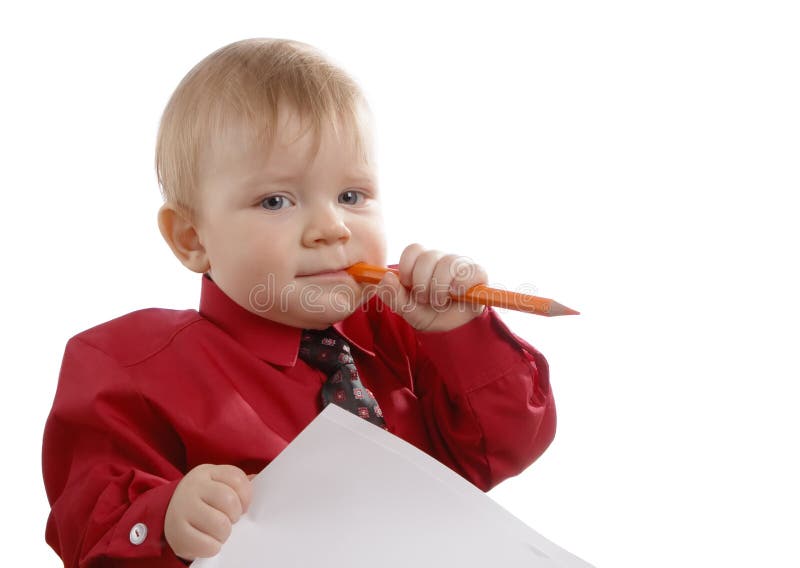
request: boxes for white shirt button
[129,522,148,545]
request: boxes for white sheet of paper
[194,405,594,568]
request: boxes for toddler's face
[193,105,386,329]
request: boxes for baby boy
[43,38,556,566]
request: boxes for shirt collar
[198,274,376,366]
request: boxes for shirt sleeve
[43,336,188,567]
[411,306,556,492]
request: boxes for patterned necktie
[299,327,387,429]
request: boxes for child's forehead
[277,101,372,146]
[198,106,375,188]
[214,103,373,167]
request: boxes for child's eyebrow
[343,168,377,181]
[259,173,304,183]
[240,170,376,191]
[344,175,375,185]
[236,172,302,191]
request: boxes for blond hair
[155,38,372,217]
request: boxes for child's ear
[157,203,211,273]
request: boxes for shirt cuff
[414,306,528,395]
[104,478,182,562]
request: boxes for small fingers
[448,257,488,297]
[377,270,410,313]
[167,464,254,561]
[397,243,425,288]
[171,523,223,560]
[209,464,253,514]
[407,249,445,305]
[396,244,488,313]
[201,481,244,523]
[188,501,234,546]
[430,254,460,308]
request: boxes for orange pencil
[346,262,580,317]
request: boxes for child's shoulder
[70,308,203,366]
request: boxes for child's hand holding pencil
[348,244,578,333]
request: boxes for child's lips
[296,269,351,279]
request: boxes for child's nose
[302,205,352,246]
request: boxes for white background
[2,1,798,566]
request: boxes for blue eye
[260,195,291,210]
[338,190,365,205]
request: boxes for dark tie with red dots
[299,327,387,429]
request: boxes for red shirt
[43,275,556,567]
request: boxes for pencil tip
[549,302,580,316]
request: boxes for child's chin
[291,296,356,325]
[306,303,359,326]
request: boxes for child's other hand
[165,464,252,561]
[376,243,487,332]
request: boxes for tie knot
[298,327,354,373]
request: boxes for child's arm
[43,336,248,566]
[376,244,556,491]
